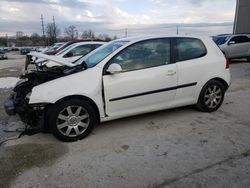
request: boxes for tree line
[0,24,118,47]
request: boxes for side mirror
[228,41,236,45]
[64,52,73,58]
[106,63,122,74]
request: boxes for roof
[115,35,211,43]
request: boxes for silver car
[214,34,250,61]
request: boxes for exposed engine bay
[4,54,86,134]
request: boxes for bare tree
[98,34,112,42]
[64,25,78,40]
[46,23,60,45]
[30,33,42,46]
[113,35,118,40]
[16,31,24,38]
[81,29,95,39]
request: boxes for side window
[65,45,92,57]
[230,36,250,44]
[110,39,170,72]
[229,37,237,43]
[237,36,250,43]
[176,38,207,62]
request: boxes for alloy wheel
[56,105,90,137]
[204,85,222,109]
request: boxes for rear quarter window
[176,38,207,62]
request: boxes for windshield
[56,44,77,55]
[213,36,231,45]
[77,40,129,68]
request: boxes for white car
[214,34,250,61]
[36,41,105,67]
[5,36,230,141]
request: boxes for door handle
[166,70,176,76]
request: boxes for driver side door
[102,38,178,117]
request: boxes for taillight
[225,58,229,69]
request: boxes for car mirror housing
[228,41,236,45]
[106,63,122,74]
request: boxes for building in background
[234,0,250,34]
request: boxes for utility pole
[125,28,127,38]
[5,34,8,47]
[40,14,46,46]
[53,16,57,42]
[176,24,179,35]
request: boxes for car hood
[28,51,75,67]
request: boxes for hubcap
[204,85,222,109]
[56,106,89,137]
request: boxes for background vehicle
[36,41,105,67]
[44,40,104,55]
[55,42,105,62]
[41,42,64,54]
[5,36,230,142]
[0,50,7,59]
[213,34,250,61]
[212,34,232,46]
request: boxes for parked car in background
[35,41,105,67]
[5,36,230,141]
[0,51,7,59]
[213,34,250,61]
[41,42,64,53]
[212,34,232,46]
[20,47,37,55]
[44,40,104,55]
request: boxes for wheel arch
[196,77,229,104]
[46,95,100,124]
[209,77,229,91]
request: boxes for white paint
[0,77,19,89]
[29,35,231,122]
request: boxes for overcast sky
[0,0,237,37]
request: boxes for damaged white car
[4,36,230,142]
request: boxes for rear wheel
[49,98,97,142]
[196,80,225,112]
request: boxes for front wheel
[196,80,225,112]
[48,98,97,142]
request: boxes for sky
[0,0,237,37]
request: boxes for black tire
[48,98,97,142]
[196,80,225,112]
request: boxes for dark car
[20,48,31,55]
[0,51,7,59]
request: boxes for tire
[48,98,97,142]
[196,80,225,112]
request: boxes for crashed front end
[4,78,46,131]
[4,53,85,132]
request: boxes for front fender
[29,67,105,117]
